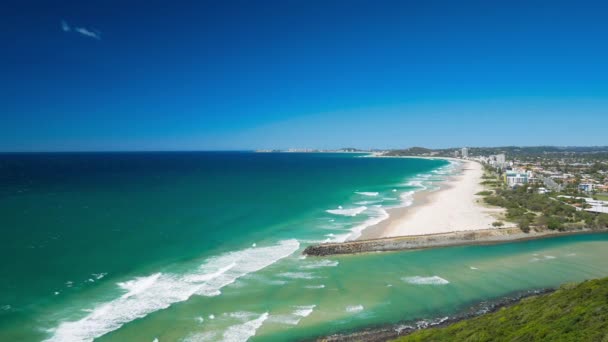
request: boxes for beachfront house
[505,171,528,188]
[579,183,595,193]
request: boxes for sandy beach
[360,159,506,239]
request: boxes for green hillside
[396,278,608,342]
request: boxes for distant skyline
[1,1,608,152]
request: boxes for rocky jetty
[304,228,524,256]
[303,227,604,256]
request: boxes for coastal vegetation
[482,185,608,232]
[478,163,608,232]
[394,277,608,342]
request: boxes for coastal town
[382,146,608,216]
[470,148,608,215]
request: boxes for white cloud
[61,20,70,32]
[74,27,101,40]
[61,19,101,40]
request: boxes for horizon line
[2,145,608,154]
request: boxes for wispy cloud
[74,27,101,40]
[61,20,70,32]
[61,20,101,40]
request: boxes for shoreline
[359,158,507,240]
[314,287,555,342]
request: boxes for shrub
[519,218,531,233]
[492,221,504,227]
[547,216,564,231]
[597,214,608,229]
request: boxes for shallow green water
[1,152,607,341]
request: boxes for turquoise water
[1,152,607,341]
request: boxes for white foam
[184,331,217,342]
[530,255,557,263]
[293,305,316,318]
[326,206,367,216]
[355,200,382,205]
[335,206,389,242]
[228,311,257,320]
[469,266,479,270]
[209,314,215,320]
[46,240,299,342]
[92,273,107,280]
[221,312,268,342]
[152,338,158,342]
[269,305,316,326]
[278,272,317,280]
[355,192,379,197]
[300,259,339,269]
[195,316,204,323]
[118,273,162,299]
[402,276,450,285]
[399,191,415,207]
[406,180,427,190]
[265,279,287,286]
[304,284,325,289]
[345,305,364,313]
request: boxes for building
[453,150,460,158]
[504,171,528,187]
[461,147,469,158]
[496,154,506,165]
[578,183,595,193]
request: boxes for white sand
[381,160,505,238]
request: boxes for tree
[597,214,608,229]
[519,218,531,233]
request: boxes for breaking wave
[269,305,316,325]
[300,259,339,269]
[402,276,450,285]
[345,305,364,313]
[355,191,379,197]
[221,312,269,342]
[46,240,299,342]
[326,206,367,217]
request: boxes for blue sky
[1,0,607,151]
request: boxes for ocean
[1,152,607,341]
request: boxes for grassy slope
[395,278,608,342]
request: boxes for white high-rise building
[461,147,469,158]
[496,153,506,165]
